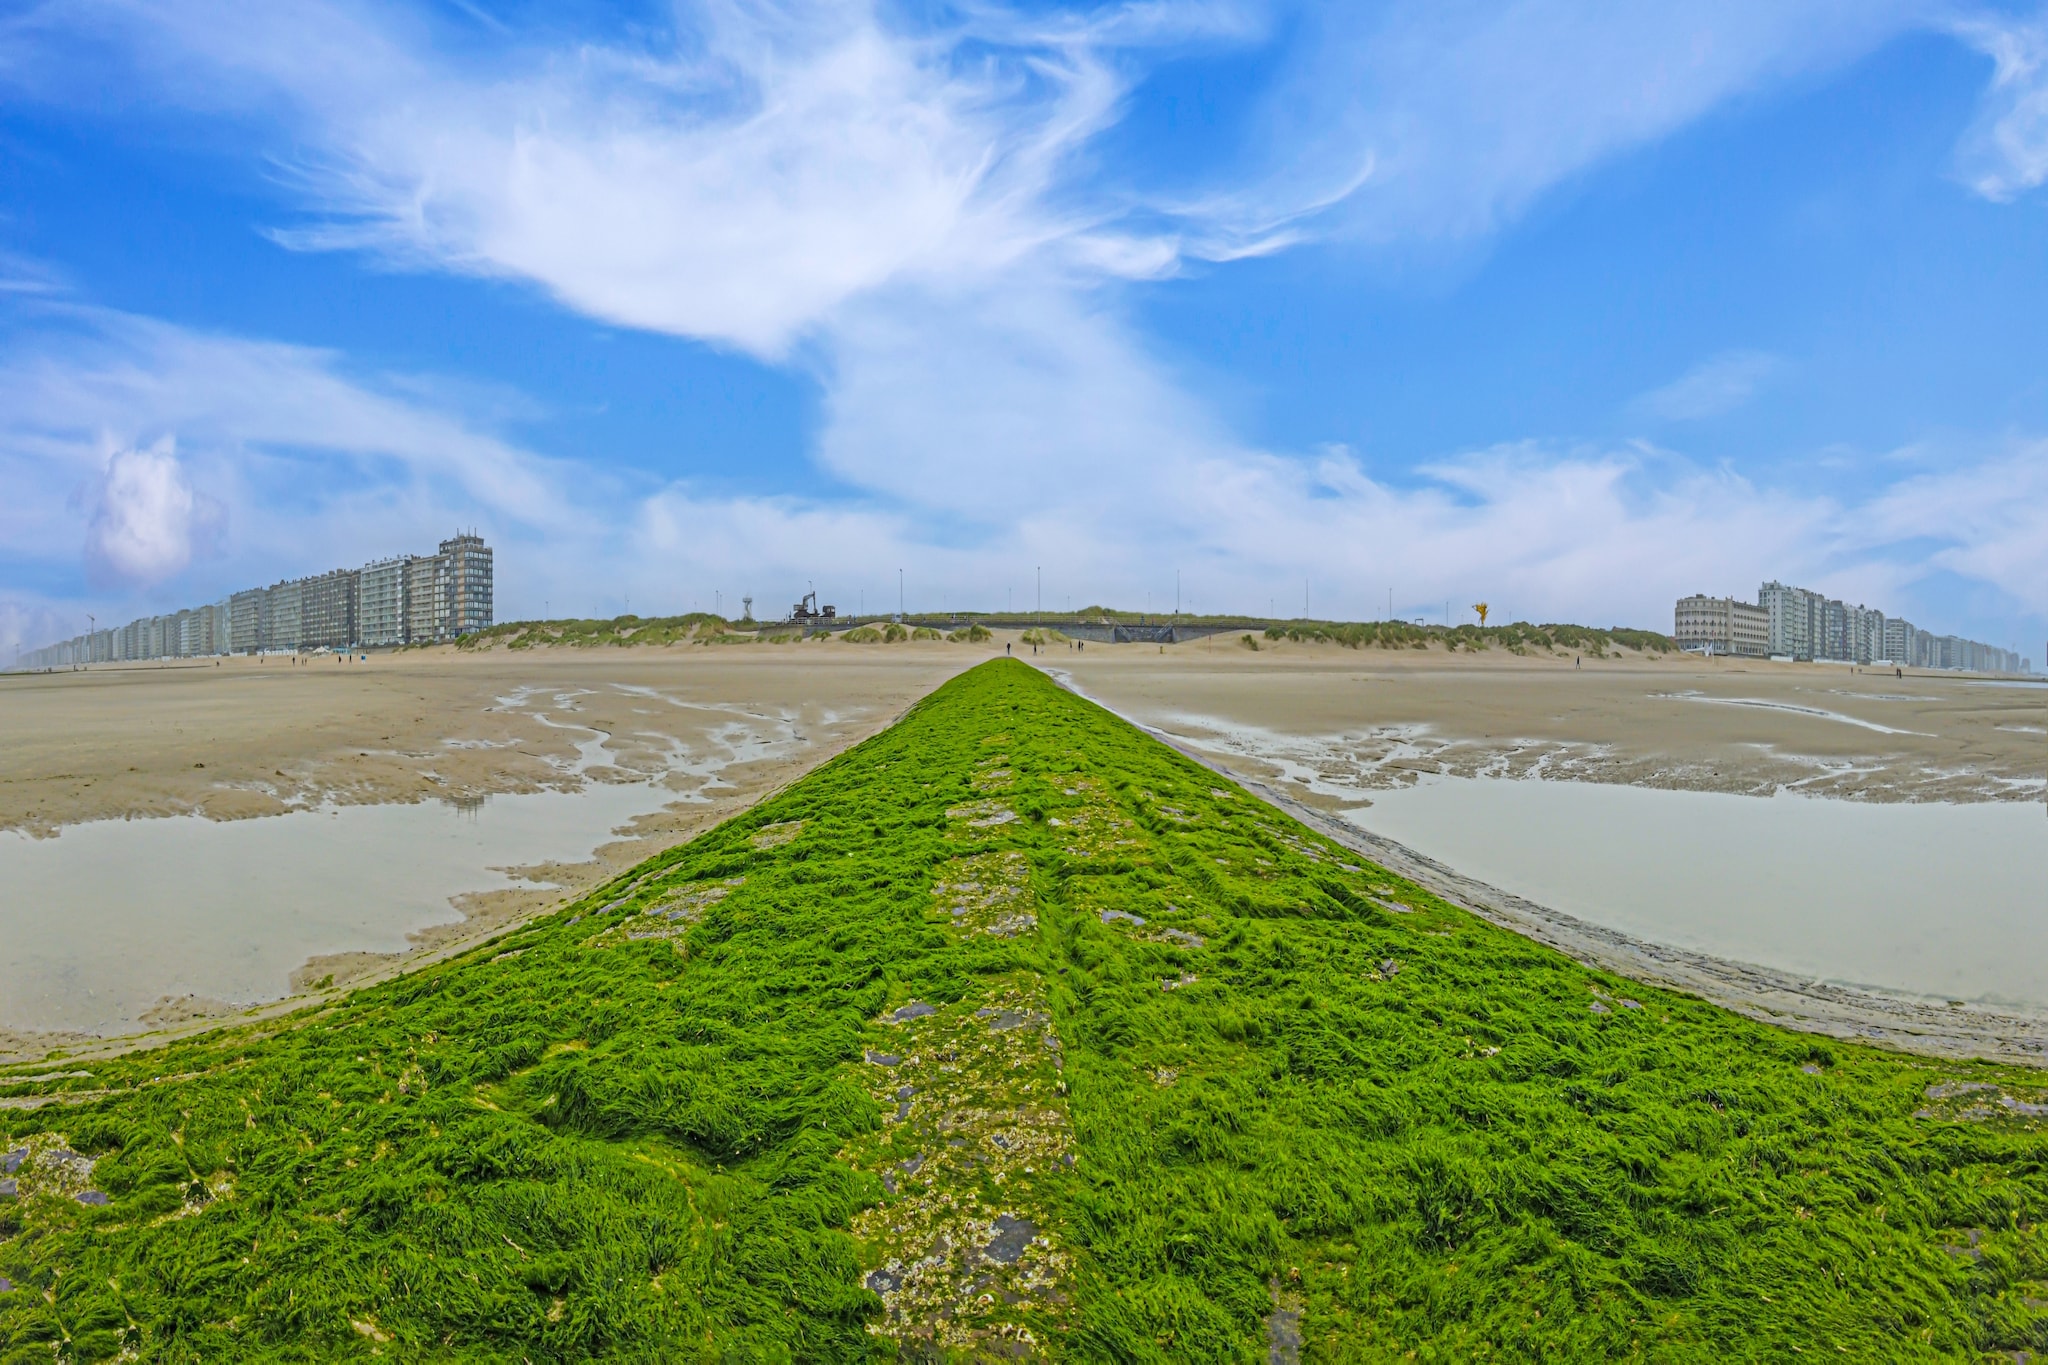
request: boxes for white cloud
[32,0,1191,358]
[1954,11,2048,200]
[1630,350,1784,422]
[1861,439,2048,618]
[1229,0,1933,247]
[84,438,222,586]
[0,305,600,621]
[5,300,2043,654]
[6,0,2043,654]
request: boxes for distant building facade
[1677,581,2029,673]
[16,532,494,668]
[1674,595,1770,657]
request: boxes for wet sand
[1048,640,2048,804]
[0,644,986,835]
[0,641,991,1059]
[1036,644,2048,1064]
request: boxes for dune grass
[1,660,2043,1360]
[457,612,737,651]
[1261,620,1674,655]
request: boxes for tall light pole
[86,614,94,668]
[1036,566,1041,622]
[898,568,904,620]
[1175,569,1180,616]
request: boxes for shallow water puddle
[0,776,680,1037]
[1344,776,2048,1013]
[0,699,814,1038]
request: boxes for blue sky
[2,0,2046,659]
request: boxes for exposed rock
[1267,1277,1304,1365]
[841,973,1073,1355]
[984,1213,1037,1265]
[749,821,804,849]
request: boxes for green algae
[1,660,2045,1361]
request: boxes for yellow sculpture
[1473,602,1490,628]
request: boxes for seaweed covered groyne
[1,660,2044,1358]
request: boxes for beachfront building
[442,533,494,639]
[300,568,360,652]
[1674,595,1770,657]
[1682,582,2027,672]
[266,578,304,653]
[358,557,409,647]
[403,555,442,644]
[16,532,496,668]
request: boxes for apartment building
[1683,581,2028,673]
[300,568,359,651]
[358,557,409,647]
[1674,595,1770,656]
[405,554,447,644]
[442,533,494,639]
[17,532,496,668]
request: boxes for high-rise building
[1760,581,1817,659]
[266,579,304,653]
[441,533,494,639]
[1677,582,2023,674]
[358,558,409,647]
[300,569,360,651]
[405,555,446,644]
[14,532,496,667]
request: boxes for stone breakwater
[1044,669,2048,1067]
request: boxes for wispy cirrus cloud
[20,0,1229,357]
[1630,350,1786,422]
[1953,8,2048,201]
[1231,0,1936,247]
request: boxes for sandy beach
[3,632,2042,1062]
[0,640,989,1058]
[1047,637,2048,804]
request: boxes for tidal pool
[1342,777,2048,1013]
[0,773,682,1037]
